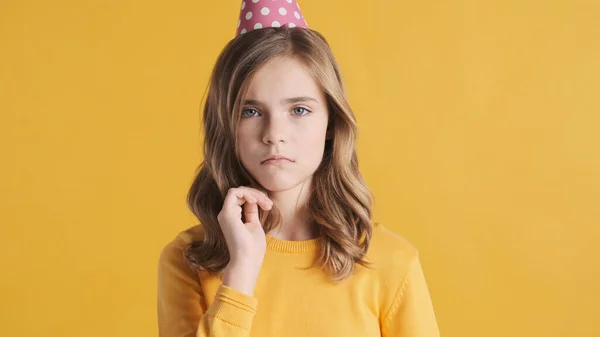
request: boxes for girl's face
[237,56,329,193]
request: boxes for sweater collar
[265,234,319,254]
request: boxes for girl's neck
[266,178,319,241]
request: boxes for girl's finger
[244,200,260,224]
[223,188,271,223]
[238,186,272,204]
[224,189,252,208]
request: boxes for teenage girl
[158,1,440,336]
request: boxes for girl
[157,1,440,336]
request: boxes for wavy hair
[184,26,373,282]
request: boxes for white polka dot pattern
[235,0,308,36]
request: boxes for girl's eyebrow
[243,96,319,106]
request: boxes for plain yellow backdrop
[1,0,599,336]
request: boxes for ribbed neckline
[265,234,320,254]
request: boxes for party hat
[236,0,308,36]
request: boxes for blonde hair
[184,27,373,282]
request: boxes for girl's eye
[242,108,260,117]
[292,107,310,116]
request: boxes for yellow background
[1,0,598,336]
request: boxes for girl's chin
[255,179,298,193]
[251,172,313,193]
[259,184,294,193]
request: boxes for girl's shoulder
[159,224,205,263]
[362,223,425,314]
[164,224,205,247]
[365,222,420,275]
[370,222,419,255]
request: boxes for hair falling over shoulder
[184,27,374,282]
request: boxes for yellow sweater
[157,222,440,337]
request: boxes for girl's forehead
[245,57,323,100]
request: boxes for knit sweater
[157,222,440,337]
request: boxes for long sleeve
[381,255,440,337]
[157,237,258,337]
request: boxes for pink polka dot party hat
[236,0,308,36]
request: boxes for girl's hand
[217,186,273,268]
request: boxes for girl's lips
[261,155,294,164]
[262,158,293,165]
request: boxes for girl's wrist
[222,262,262,296]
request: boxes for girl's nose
[262,115,288,144]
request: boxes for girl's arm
[381,255,441,337]
[157,237,258,337]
